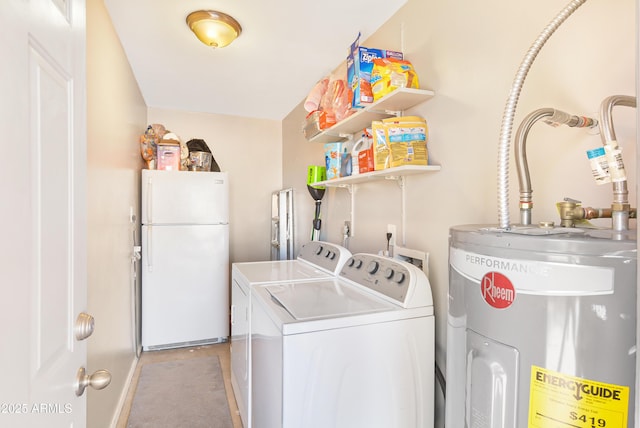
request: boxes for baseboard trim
[109,355,139,428]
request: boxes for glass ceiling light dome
[186,10,242,48]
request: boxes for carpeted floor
[126,355,233,428]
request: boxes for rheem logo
[481,272,515,309]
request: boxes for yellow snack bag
[382,116,429,167]
[371,58,420,101]
[372,121,390,170]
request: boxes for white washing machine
[250,253,435,428]
[231,241,352,428]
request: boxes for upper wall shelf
[307,88,436,145]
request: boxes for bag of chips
[383,116,428,168]
[370,58,420,101]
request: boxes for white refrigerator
[141,169,230,350]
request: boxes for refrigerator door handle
[146,226,153,271]
[147,177,153,224]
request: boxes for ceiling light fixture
[186,10,242,48]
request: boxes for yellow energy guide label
[528,365,629,428]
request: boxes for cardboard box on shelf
[156,142,181,171]
[324,142,352,180]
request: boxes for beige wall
[282,100,327,248]
[147,108,283,263]
[86,0,147,426]
[282,0,635,425]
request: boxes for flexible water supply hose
[515,108,555,226]
[515,108,597,225]
[598,95,637,231]
[497,0,587,229]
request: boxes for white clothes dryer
[230,241,352,428]
[250,253,435,428]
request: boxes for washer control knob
[367,261,379,274]
[354,259,363,269]
[393,272,406,284]
[347,258,355,267]
[315,246,324,255]
[325,250,335,259]
[384,268,394,279]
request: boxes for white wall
[86,1,147,426]
[282,0,636,425]
[147,108,283,263]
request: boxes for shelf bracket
[367,108,402,117]
[347,184,356,237]
[335,183,353,191]
[400,176,407,246]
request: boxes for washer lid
[265,281,396,320]
[233,260,332,284]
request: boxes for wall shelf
[305,87,437,243]
[307,88,436,145]
[312,165,441,188]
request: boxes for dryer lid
[265,281,395,321]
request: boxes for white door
[0,0,94,426]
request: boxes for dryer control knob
[367,261,379,274]
[347,258,355,267]
[384,268,394,279]
[315,246,324,255]
[393,272,406,284]
[354,259,363,269]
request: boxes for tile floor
[116,343,243,428]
